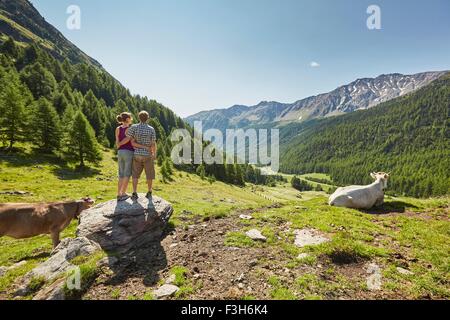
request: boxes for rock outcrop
[32,237,99,281]
[16,195,173,300]
[14,237,99,297]
[77,195,173,253]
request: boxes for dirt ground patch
[84,213,399,300]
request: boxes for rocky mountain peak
[186,71,447,131]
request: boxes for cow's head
[81,197,95,209]
[75,197,95,219]
[74,197,95,222]
[370,172,390,190]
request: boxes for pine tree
[30,98,62,153]
[235,164,245,186]
[291,176,313,191]
[61,104,77,128]
[0,75,28,150]
[149,118,166,141]
[196,164,206,180]
[81,90,108,142]
[60,82,75,106]
[225,164,236,185]
[161,158,173,182]
[156,143,165,166]
[165,157,174,175]
[112,99,128,113]
[245,165,256,183]
[1,37,19,59]
[53,90,70,115]
[51,60,66,82]
[65,111,102,167]
[20,62,57,99]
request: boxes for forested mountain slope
[0,0,100,67]
[0,1,187,151]
[280,73,450,198]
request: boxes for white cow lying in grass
[329,172,390,209]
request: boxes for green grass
[27,276,46,294]
[268,276,297,300]
[63,251,105,300]
[0,147,270,297]
[0,220,78,296]
[224,232,257,248]
[1,146,449,299]
[0,13,54,50]
[301,173,333,181]
[169,266,189,287]
[142,291,154,300]
[110,288,121,300]
[168,266,195,299]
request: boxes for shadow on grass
[0,150,100,180]
[0,149,65,167]
[362,200,419,215]
[21,251,51,262]
[52,166,101,180]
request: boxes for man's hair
[138,111,149,123]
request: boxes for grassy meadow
[0,145,449,300]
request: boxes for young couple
[115,111,157,202]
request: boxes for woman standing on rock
[116,112,135,201]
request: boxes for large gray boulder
[30,237,99,281]
[77,195,173,253]
[15,195,173,300]
[14,237,98,297]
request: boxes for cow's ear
[370,172,376,179]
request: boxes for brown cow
[0,198,94,248]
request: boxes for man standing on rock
[126,111,157,200]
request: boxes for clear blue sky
[32,0,450,117]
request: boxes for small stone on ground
[297,253,310,260]
[396,267,414,275]
[245,229,267,242]
[165,274,176,284]
[153,284,179,299]
[294,229,329,247]
[366,263,382,291]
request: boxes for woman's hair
[117,112,132,124]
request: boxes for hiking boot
[146,191,153,199]
[120,194,130,201]
[131,192,139,200]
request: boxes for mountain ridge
[186,71,447,131]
